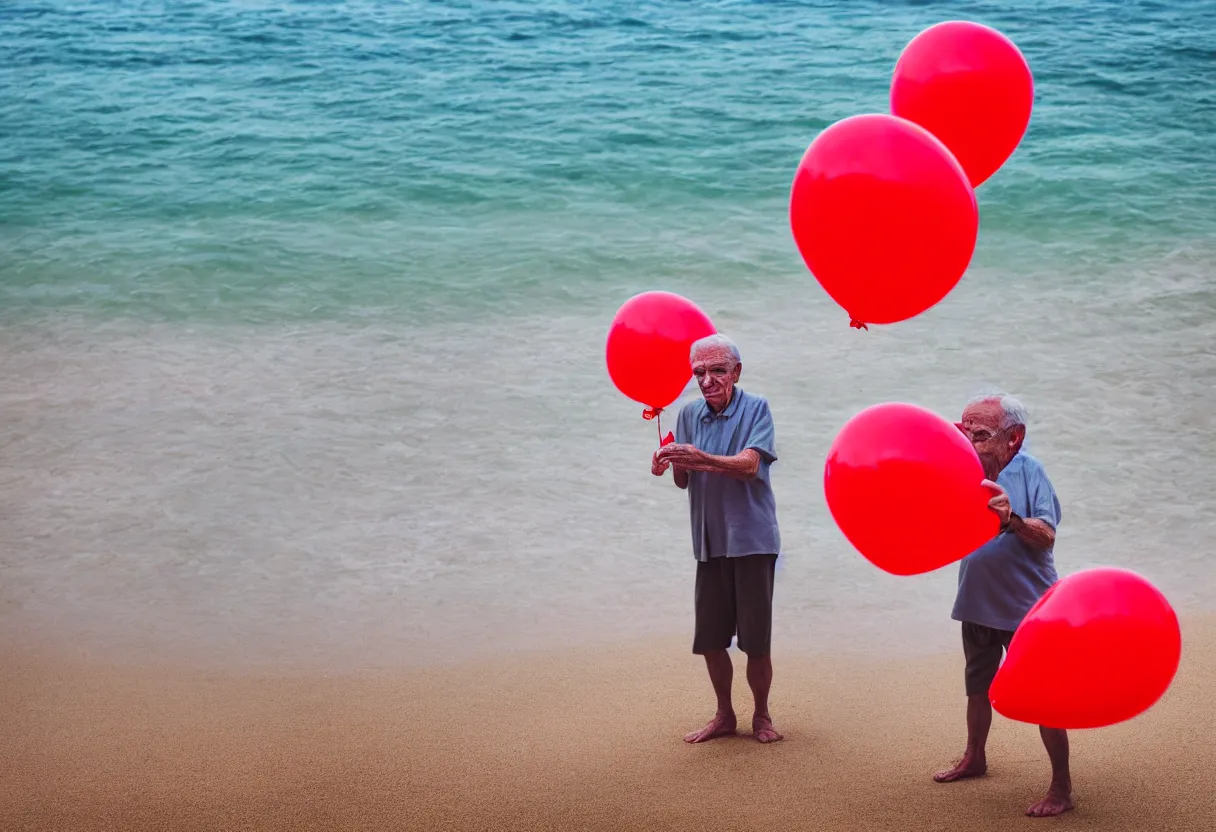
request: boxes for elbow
[734,462,760,481]
[1032,524,1055,551]
[1038,521,1056,549]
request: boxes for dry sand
[3,616,1214,832]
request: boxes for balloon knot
[642,407,663,420]
[849,319,869,331]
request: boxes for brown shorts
[962,621,1015,696]
[693,554,778,658]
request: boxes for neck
[984,451,1018,481]
[708,387,735,413]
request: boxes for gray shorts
[693,554,777,658]
[962,621,1015,696]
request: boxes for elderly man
[650,333,783,744]
[934,393,1072,818]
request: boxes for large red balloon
[605,291,716,411]
[824,402,998,576]
[891,20,1034,188]
[789,113,978,329]
[990,567,1182,729]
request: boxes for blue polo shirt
[951,452,1062,632]
[674,387,781,562]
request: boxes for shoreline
[3,615,1214,831]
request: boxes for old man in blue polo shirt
[934,393,1073,818]
[651,333,783,745]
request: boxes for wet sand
[3,615,1213,832]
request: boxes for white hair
[967,391,1029,430]
[689,333,741,364]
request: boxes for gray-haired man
[651,334,783,744]
[934,393,1073,818]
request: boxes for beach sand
[3,617,1213,832]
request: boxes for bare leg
[934,694,991,782]
[746,655,783,743]
[684,650,738,743]
[1027,728,1074,817]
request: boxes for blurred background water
[2,0,1213,667]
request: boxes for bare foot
[933,755,988,783]
[752,715,783,743]
[684,711,737,743]
[1026,787,1074,817]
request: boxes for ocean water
[1,1,1214,668]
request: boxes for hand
[651,450,670,477]
[656,443,703,468]
[981,479,1012,526]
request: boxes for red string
[642,406,668,447]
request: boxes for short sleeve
[745,400,777,465]
[1027,464,1062,529]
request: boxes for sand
[3,617,1214,832]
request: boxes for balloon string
[641,405,666,446]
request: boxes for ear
[732,362,742,382]
[1009,424,1026,451]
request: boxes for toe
[756,728,782,743]
[1026,797,1071,817]
[1026,801,1050,817]
[934,765,965,783]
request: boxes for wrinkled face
[691,346,741,412]
[958,399,1024,478]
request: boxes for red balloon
[990,567,1182,729]
[891,20,1034,188]
[824,402,998,576]
[605,291,716,411]
[789,113,978,329]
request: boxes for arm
[660,446,761,481]
[1007,464,1061,550]
[676,448,761,479]
[660,398,774,483]
[982,479,1057,551]
[1003,513,1056,550]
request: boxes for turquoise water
[3,0,1214,324]
[2,2,1215,667]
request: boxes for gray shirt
[951,452,1061,632]
[675,387,781,562]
